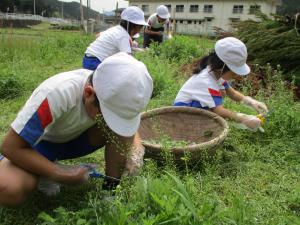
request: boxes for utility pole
[61,1,64,19]
[80,0,84,29]
[87,0,90,21]
[33,0,36,15]
[115,1,119,25]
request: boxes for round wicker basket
[138,106,229,164]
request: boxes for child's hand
[51,164,89,185]
[123,145,145,176]
[236,113,262,131]
[242,96,268,114]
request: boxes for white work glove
[51,163,90,185]
[123,145,145,176]
[235,113,262,132]
[158,31,164,36]
[242,96,268,114]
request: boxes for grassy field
[0,25,300,225]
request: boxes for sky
[62,0,129,13]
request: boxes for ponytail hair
[193,51,230,78]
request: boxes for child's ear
[84,85,95,98]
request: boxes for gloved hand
[242,96,268,114]
[236,113,262,131]
[158,31,164,36]
[123,145,145,176]
[51,163,90,185]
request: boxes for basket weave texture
[138,106,229,164]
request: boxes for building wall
[129,0,280,35]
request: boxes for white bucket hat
[156,5,170,19]
[121,6,148,26]
[215,37,250,76]
[93,52,153,137]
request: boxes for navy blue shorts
[0,130,99,162]
[82,55,101,71]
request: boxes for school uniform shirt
[85,25,132,62]
[11,69,96,146]
[174,67,230,109]
[147,13,169,30]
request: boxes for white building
[128,0,281,35]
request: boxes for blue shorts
[0,130,99,162]
[82,54,101,70]
[174,101,209,110]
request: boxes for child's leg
[0,158,38,207]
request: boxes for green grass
[0,27,299,225]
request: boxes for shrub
[0,74,22,99]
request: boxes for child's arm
[212,105,261,130]
[0,128,89,184]
[104,133,135,179]
[225,87,245,102]
[225,87,268,114]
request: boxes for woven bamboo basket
[138,106,229,164]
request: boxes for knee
[0,183,30,207]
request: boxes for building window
[176,5,184,13]
[142,5,149,13]
[188,20,192,24]
[249,5,261,14]
[166,4,171,13]
[190,5,199,13]
[203,5,213,13]
[233,5,243,14]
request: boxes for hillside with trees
[0,0,100,19]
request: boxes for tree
[278,0,300,15]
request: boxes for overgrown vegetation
[235,13,300,87]
[0,26,299,225]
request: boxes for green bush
[235,14,300,86]
[148,35,212,63]
[0,74,22,99]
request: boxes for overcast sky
[62,0,129,13]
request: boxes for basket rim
[140,106,229,153]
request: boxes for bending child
[83,6,148,70]
[0,53,153,206]
[174,37,268,131]
[143,5,171,48]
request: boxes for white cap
[121,6,148,26]
[93,52,153,137]
[215,37,250,76]
[156,5,170,19]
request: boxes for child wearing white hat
[174,37,268,131]
[0,53,153,206]
[143,5,171,48]
[82,6,148,70]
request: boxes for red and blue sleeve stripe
[208,88,223,106]
[19,98,53,146]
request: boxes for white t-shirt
[147,13,169,29]
[174,67,230,109]
[85,25,132,62]
[11,69,96,146]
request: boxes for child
[174,37,268,131]
[82,6,148,70]
[0,53,153,206]
[143,5,171,48]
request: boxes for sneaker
[38,177,61,196]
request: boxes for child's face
[157,16,167,24]
[222,71,243,81]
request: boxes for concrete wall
[129,0,280,35]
